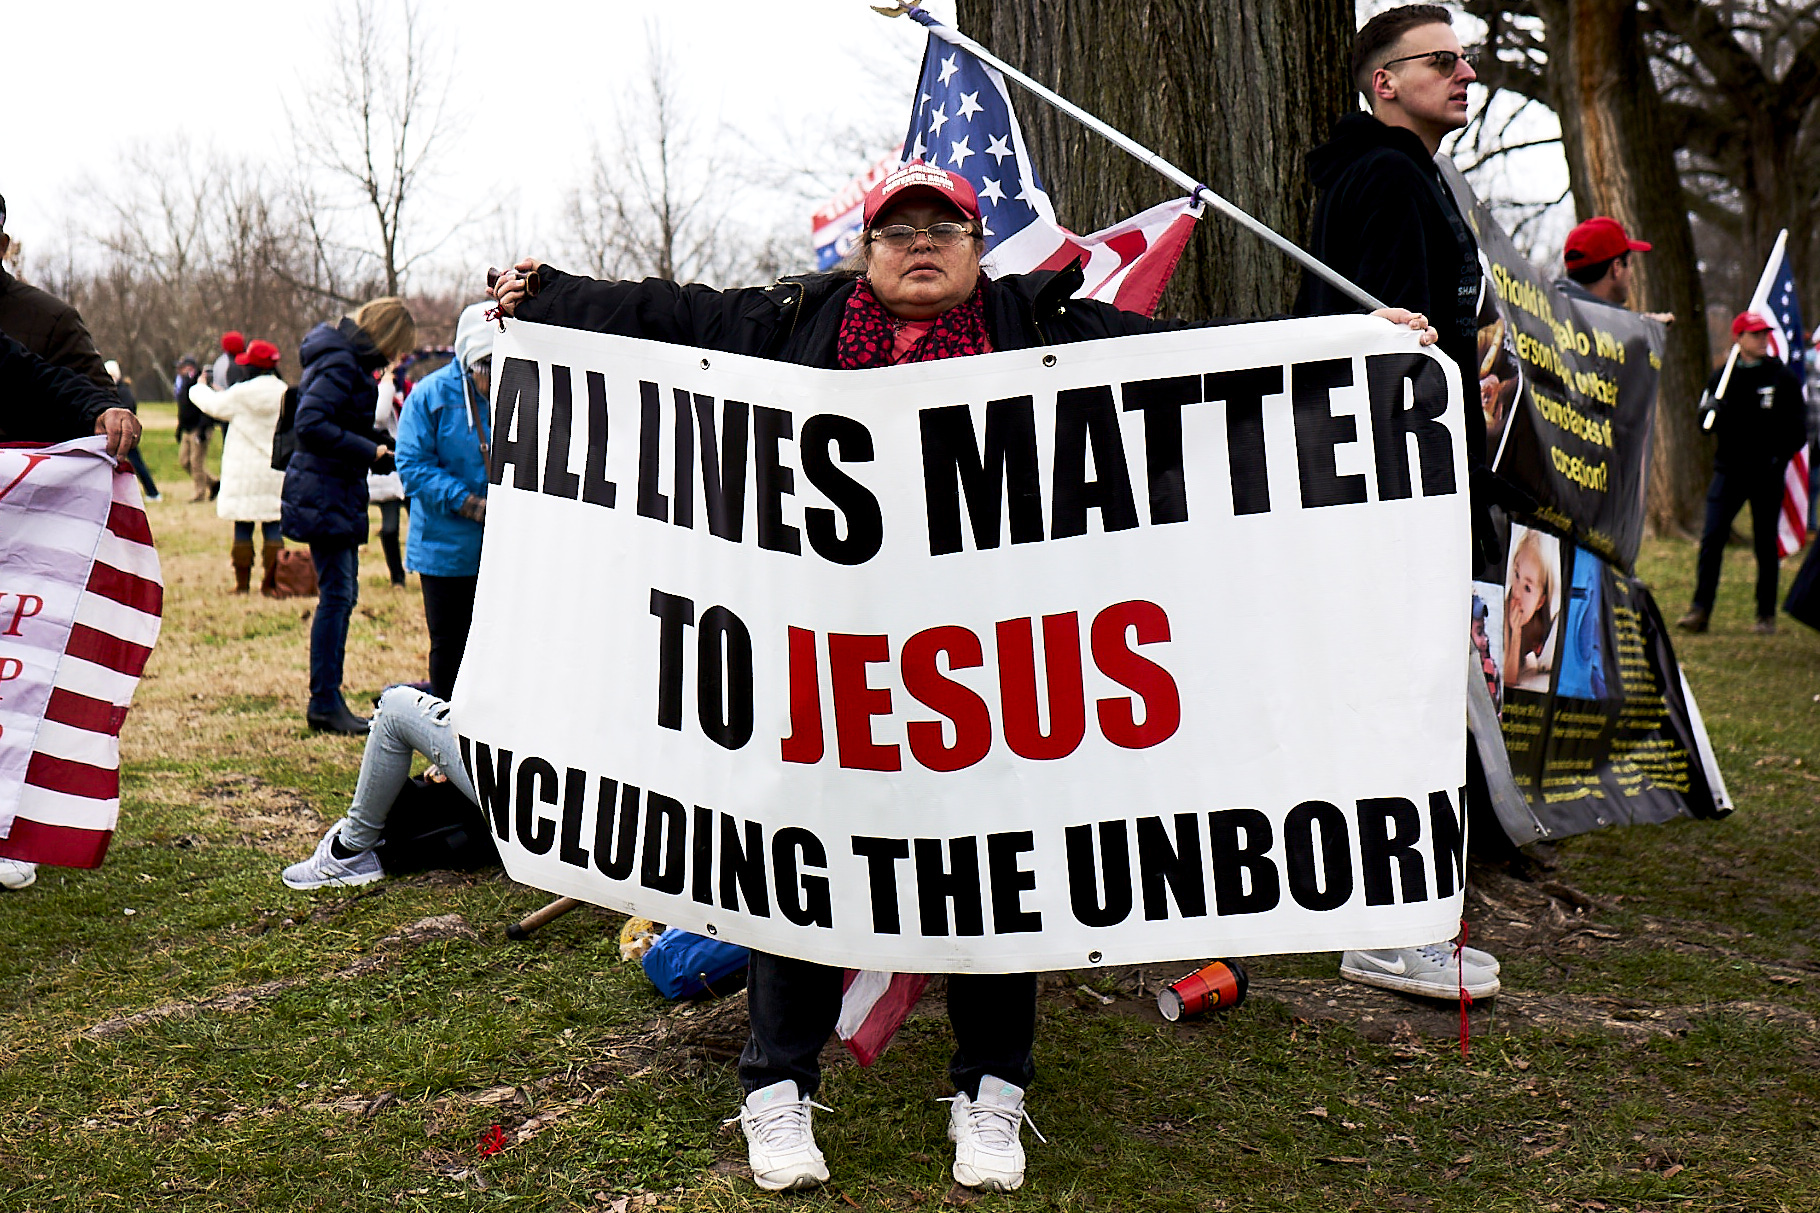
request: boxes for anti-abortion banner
[1442,163,1667,573]
[0,439,163,867]
[1471,526,1726,843]
[455,317,1470,973]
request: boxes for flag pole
[874,1,1389,313]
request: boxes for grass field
[3,403,1817,1212]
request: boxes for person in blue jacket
[281,296,418,735]
[396,301,493,700]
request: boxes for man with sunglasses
[1297,5,1505,1004]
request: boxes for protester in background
[1678,311,1808,635]
[210,330,248,391]
[369,364,410,588]
[492,161,1437,1196]
[396,302,493,700]
[179,345,224,503]
[1297,3,1503,1003]
[1558,216,1674,325]
[282,296,417,735]
[190,339,288,595]
[104,359,161,502]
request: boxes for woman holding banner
[492,160,1436,1195]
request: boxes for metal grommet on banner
[1087,950,1103,964]
[704,923,718,936]
[700,358,711,370]
[1042,353,1057,367]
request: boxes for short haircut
[1566,253,1622,285]
[1352,4,1455,99]
[352,296,418,362]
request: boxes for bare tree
[290,0,466,296]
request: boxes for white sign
[455,317,1470,972]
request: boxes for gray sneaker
[1340,942,1500,999]
[282,821,384,890]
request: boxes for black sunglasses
[1380,49,1476,74]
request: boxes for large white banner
[456,316,1470,972]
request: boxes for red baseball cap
[1731,311,1773,337]
[235,338,281,369]
[220,330,246,354]
[1563,216,1651,266]
[862,161,981,228]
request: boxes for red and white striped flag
[0,439,162,868]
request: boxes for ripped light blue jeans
[339,686,479,851]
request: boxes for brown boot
[231,541,255,594]
[260,541,282,597]
[1676,606,1709,633]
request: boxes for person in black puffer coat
[282,296,417,734]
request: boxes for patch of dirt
[82,914,479,1039]
[202,772,326,852]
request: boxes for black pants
[1693,465,1787,619]
[419,573,478,700]
[738,952,1036,1100]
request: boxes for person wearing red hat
[190,339,290,594]
[490,159,1434,1196]
[1559,216,1674,324]
[1677,310,1807,634]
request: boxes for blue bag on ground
[640,928,750,999]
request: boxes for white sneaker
[1340,942,1500,1000]
[281,822,384,890]
[733,1079,830,1192]
[0,859,38,890]
[946,1076,1044,1192]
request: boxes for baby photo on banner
[454,316,1471,973]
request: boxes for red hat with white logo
[862,161,982,227]
[1731,311,1773,338]
[235,338,281,369]
[1563,216,1651,266]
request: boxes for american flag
[0,440,162,868]
[1746,230,1810,558]
[895,14,1201,317]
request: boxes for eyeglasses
[868,222,976,250]
[1379,49,1476,74]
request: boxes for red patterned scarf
[836,277,992,369]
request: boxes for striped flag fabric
[837,970,929,1066]
[1745,229,1810,558]
[813,150,903,270]
[897,16,1201,317]
[0,439,162,868]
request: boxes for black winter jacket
[0,329,117,442]
[0,268,112,391]
[514,261,1200,366]
[281,318,387,544]
[1705,355,1807,477]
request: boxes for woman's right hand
[373,444,391,464]
[490,257,542,317]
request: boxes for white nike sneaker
[946,1076,1045,1192]
[1340,942,1500,1000]
[0,859,38,890]
[733,1080,830,1192]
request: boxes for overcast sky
[7,0,1570,281]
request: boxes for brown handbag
[269,548,319,599]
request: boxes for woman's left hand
[1371,307,1439,346]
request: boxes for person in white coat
[369,367,409,587]
[190,338,289,594]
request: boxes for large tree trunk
[954,0,1354,320]
[1535,0,1712,536]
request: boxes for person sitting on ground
[190,339,289,595]
[282,685,475,892]
[489,160,1440,1196]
